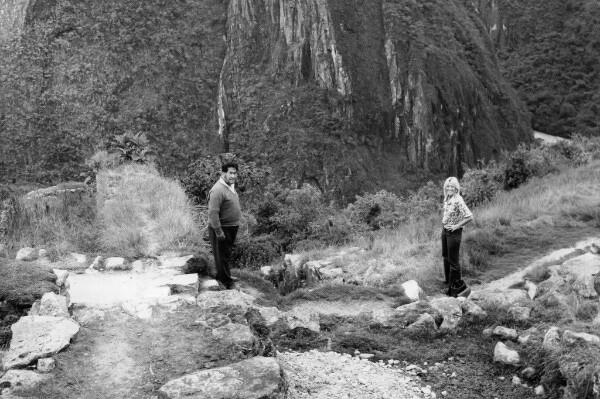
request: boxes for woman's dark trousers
[441,228,466,295]
[209,226,238,288]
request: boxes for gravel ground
[278,350,436,399]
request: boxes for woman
[441,177,473,297]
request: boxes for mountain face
[475,0,600,138]
[0,0,530,198]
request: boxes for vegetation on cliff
[494,0,600,138]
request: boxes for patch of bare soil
[30,305,255,399]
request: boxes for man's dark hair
[221,162,238,173]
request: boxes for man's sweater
[208,180,241,233]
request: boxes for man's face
[223,167,238,185]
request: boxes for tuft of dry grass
[97,164,200,257]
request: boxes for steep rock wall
[475,0,600,138]
[383,0,531,175]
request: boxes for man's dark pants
[209,226,238,288]
[441,228,466,294]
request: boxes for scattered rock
[104,257,129,270]
[260,266,272,277]
[89,256,103,270]
[0,369,50,393]
[71,307,105,325]
[359,353,375,360]
[37,357,56,372]
[406,313,437,332]
[159,356,282,399]
[256,306,284,327]
[320,267,344,280]
[285,307,320,332]
[559,253,600,298]
[562,330,600,345]
[197,290,256,312]
[460,300,488,321]
[483,328,493,337]
[401,280,424,303]
[521,366,536,380]
[121,300,153,320]
[2,316,79,370]
[493,326,518,341]
[164,273,199,295]
[543,327,561,352]
[429,297,462,331]
[38,248,48,259]
[534,385,545,396]
[469,289,528,308]
[517,334,532,345]
[37,293,69,317]
[508,306,531,322]
[211,323,255,347]
[15,247,37,261]
[200,279,220,292]
[158,254,194,271]
[53,269,69,288]
[70,252,87,264]
[511,375,522,386]
[524,280,538,300]
[493,342,520,366]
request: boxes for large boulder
[469,289,529,309]
[158,356,283,399]
[556,253,600,298]
[429,297,462,331]
[37,292,69,317]
[0,369,50,394]
[400,280,424,303]
[2,316,79,370]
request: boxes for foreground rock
[493,342,520,366]
[159,356,282,399]
[2,316,79,370]
[0,369,51,394]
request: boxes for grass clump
[97,164,200,257]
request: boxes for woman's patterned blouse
[442,194,473,229]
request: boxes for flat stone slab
[556,253,600,298]
[66,271,187,308]
[159,356,282,399]
[197,290,257,312]
[3,316,80,370]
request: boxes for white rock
[158,254,194,270]
[562,330,600,345]
[2,316,79,370]
[320,267,344,280]
[37,357,56,372]
[211,323,255,346]
[197,290,256,312]
[511,375,522,385]
[0,369,50,393]
[53,269,69,288]
[521,366,536,380]
[524,280,538,300]
[543,327,561,351]
[508,306,531,321]
[71,308,105,325]
[260,265,273,276]
[257,306,284,327]
[164,273,199,294]
[105,257,128,270]
[38,248,48,259]
[15,247,37,261]
[460,300,488,321]
[285,307,320,332]
[89,255,103,270]
[469,289,528,308]
[121,301,153,320]
[483,328,493,337]
[493,326,518,340]
[406,313,437,332]
[534,385,545,396]
[559,253,600,298]
[493,342,520,366]
[70,252,87,264]
[401,280,424,303]
[200,279,220,291]
[430,297,462,331]
[38,292,69,317]
[517,334,532,345]
[159,357,281,399]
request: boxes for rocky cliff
[0,0,530,197]
[475,0,600,138]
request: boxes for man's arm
[208,189,226,239]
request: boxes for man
[208,161,242,289]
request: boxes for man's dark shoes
[457,286,471,298]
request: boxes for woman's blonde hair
[444,177,460,199]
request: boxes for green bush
[231,234,283,270]
[348,190,408,230]
[461,162,504,207]
[504,144,557,189]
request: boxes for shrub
[348,190,408,230]
[97,164,199,257]
[461,162,504,207]
[503,144,557,189]
[230,234,283,269]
